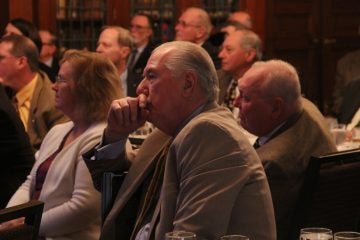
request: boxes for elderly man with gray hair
[84,41,276,240]
[234,59,337,240]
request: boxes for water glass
[330,124,347,145]
[220,234,249,240]
[165,231,197,240]
[300,227,333,240]
[334,231,360,240]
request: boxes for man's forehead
[239,69,264,88]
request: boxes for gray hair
[186,7,213,40]
[100,25,134,48]
[152,41,219,101]
[237,29,263,61]
[253,60,301,106]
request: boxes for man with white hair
[84,41,276,240]
[175,7,221,69]
[234,59,337,240]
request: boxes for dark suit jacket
[27,71,68,150]
[131,41,159,76]
[85,102,276,240]
[39,61,57,82]
[126,69,142,97]
[256,98,337,240]
[202,40,221,69]
[0,84,35,208]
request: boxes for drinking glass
[334,231,360,240]
[300,227,333,240]
[165,231,197,240]
[330,123,347,145]
[220,234,249,240]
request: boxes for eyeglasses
[130,24,151,30]
[55,75,68,84]
[176,20,200,28]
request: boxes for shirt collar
[15,73,39,106]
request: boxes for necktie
[224,79,238,111]
[128,49,138,70]
[253,138,261,149]
[12,96,19,113]
[130,139,172,240]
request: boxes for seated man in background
[4,18,57,81]
[175,7,221,69]
[228,11,253,29]
[234,59,337,240]
[128,13,159,76]
[0,83,34,208]
[330,49,360,117]
[96,26,140,97]
[38,29,60,76]
[218,29,262,118]
[0,34,67,151]
[84,41,276,240]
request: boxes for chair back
[289,148,360,239]
[0,200,44,240]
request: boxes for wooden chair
[0,200,44,240]
[288,148,360,239]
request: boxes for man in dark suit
[96,26,140,97]
[38,29,60,77]
[0,84,35,208]
[175,7,221,69]
[234,59,337,240]
[84,41,276,240]
[0,34,67,151]
[128,13,159,76]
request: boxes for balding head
[228,11,253,29]
[175,7,213,44]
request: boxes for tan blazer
[85,102,276,240]
[256,98,337,240]
[27,72,68,150]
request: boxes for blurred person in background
[97,26,140,97]
[38,29,60,76]
[4,18,57,81]
[128,13,159,76]
[0,34,67,151]
[3,50,122,239]
[175,7,221,69]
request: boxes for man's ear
[270,97,285,119]
[17,56,28,69]
[245,48,257,63]
[122,46,131,59]
[182,71,196,97]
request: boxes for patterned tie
[223,79,238,111]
